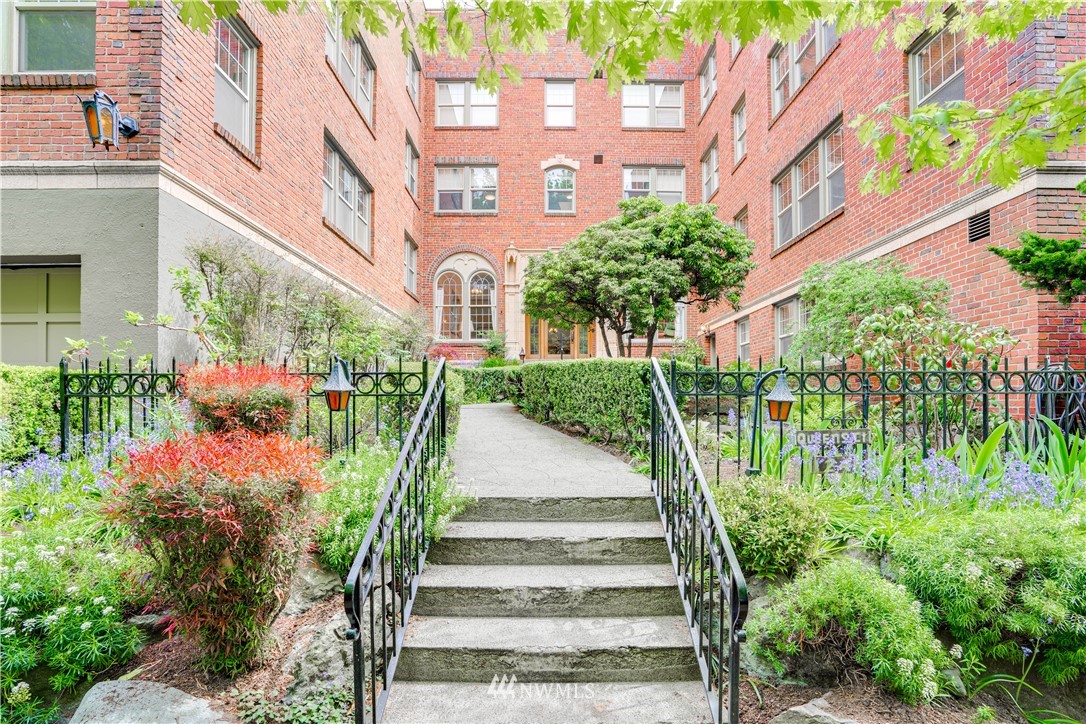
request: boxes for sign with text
[794,428,872,448]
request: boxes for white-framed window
[322,140,372,254]
[658,302,687,341]
[623,167,684,205]
[214,18,257,148]
[545,166,575,213]
[909,26,966,108]
[732,97,746,163]
[405,136,419,197]
[544,80,575,127]
[11,1,96,72]
[736,317,750,362]
[324,18,375,123]
[699,47,716,112]
[435,80,498,126]
[773,124,844,248]
[775,298,803,359]
[733,207,748,237]
[701,142,719,202]
[731,37,742,60]
[404,235,418,295]
[622,82,683,128]
[770,21,837,115]
[435,166,498,212]
[434,255,498,341]
[406,51,420,105]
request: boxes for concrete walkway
[382,404,709,723]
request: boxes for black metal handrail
[649,358,748,724]
[343,357,446,724]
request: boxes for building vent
[593,153,604,164]
[968,210,991,243]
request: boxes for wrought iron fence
[650,358,748,724]
[58,356,430,456]
[343,357,446,724]
[670,357,1086,488]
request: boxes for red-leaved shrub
[426,343,460,361]
[109,431,327,673]
[181,364,311,435]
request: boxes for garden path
[381,403,710,723]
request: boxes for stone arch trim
[425,245,504,288]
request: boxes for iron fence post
[59,357,69,456]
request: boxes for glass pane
[438,106,464,125]
[799,186,821,231]
[655,108,682,127]
[546,82,573,106]
[436,167,463,190]
[827,167,845,210]
[471,105,498,126]
[796,35,817,86]
[656,84,681,106]
[529,317,540,356]
[797,149,820,195]
[578,325,590,356]
[545,106,574,126]
[824,127,844,171]
[656,169,683,193]
[547,190,574,212]
[471,191,497,210]
[547,325,572,356]
[623,85,650,106]
[471,167,497,189]
[438,191,464,210]
[623,107,650,126]
[437,82,464,106]
[657,192,683,206]
[20,10,95,71]
[778,209,793,245]
[928,69,965,106]
[470,85,497,106]
[624,168,650,193]
[546,168,573,190]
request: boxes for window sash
[544,81,575,126]
[776,299,801,358]
[733,208,748,237]
[774,125,844,247]
[214,20,255,147]
[701,145,718,202]
[622,83,683,128]
[733,101,746,161]
[911,28,966,108]
[737,318,750,362]
[436,166,498,212]
[17,7,96,72]
[545,167,575,212]
[405,140,419,196]
[436,80,498,126]
[406,53,420,102]
[323,142,371,252]
[623,167,684,205]
[699,50,716,110]
[771,21,836,115]
[404,238,418,293]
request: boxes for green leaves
[991,231,1086,306]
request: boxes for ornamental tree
[164,0,1084,193]
[523,197,753,357]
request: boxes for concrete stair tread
[443,521,663,539]
[382,681,712,723]
[404,616,693,650]
[420,564,678,589]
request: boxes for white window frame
[544,80,575,127]
[435,80,498,127]
[404,235,418,295]
[733,207,748,237]
[731,37,742,60]
[699,47,716,112]
[909,26,966,109]
[621,82,684,128]
[214,18,258,149]
[8,0,96,74]
[701,142,719,202]
[405,135,419,197]
[732,97,746,164]
[324,17,375,123]
[770,21,837,115]
[544,166,576,214]
[736,317,750,363]
[622,166,685,205]
[435,165,499,213]
[433,258,498,342]
[322,139,373,254]
[773,124,845,248]
[775,298,802,360]
[406,51,420,106]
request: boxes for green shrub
[181,364,310,435]
[480,356,518,368]
[0,364,60,462]
[710,476,825,580]
[749,558,950,704]
[314,443,470,576]
[458,366,520,404]
[109,432,327,674]
[444,366,464,438]
[508,359,651,446]
[887,505,1086,686]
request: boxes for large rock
[282,608,364,701]
[770,697,859,724]
[69,680,228,724]
[283,556,342,616]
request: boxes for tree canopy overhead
[523,197,754,357]
[160,0,1085,194]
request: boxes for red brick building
[2,2,1083,365]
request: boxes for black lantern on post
[765,371,795,423]
[519,347,526,363]
[746,367,795,476]
[78,91,139,149]
[323,357,354,412]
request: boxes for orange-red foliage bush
[109,431,326,673]
[181,363,311,435]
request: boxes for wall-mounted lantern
[78,91,139,148]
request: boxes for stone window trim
[1,72,95,89]
[766,26,841,129]
[433,253,499,342]
[214,122,262,169]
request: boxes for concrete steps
[412,564,684,617]
[381,404,705,723]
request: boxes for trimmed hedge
[1,364,61,461]
[507,359,652,446]
[458,366,520,404]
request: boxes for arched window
[545,167,575,213]
[469,272,496,339]
[436,271,463,339]
[433,254,498,342]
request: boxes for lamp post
[746,367,795,476]
[323,356,354,412]
[518,347,526,363]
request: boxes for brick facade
[2,3,1083,364]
